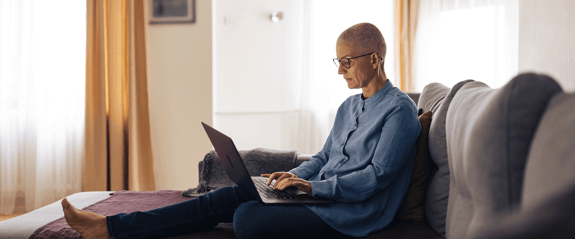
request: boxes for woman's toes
[61,198,109,239]
[62,198,71,210]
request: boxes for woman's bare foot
[61,198,110,239]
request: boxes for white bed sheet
[0,191,113,239]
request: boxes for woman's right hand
[261,172,299,189]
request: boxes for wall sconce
[270,12,283,23]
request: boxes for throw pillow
[418,83,450,113]
[396,110,433,221]
[425,79,474,237]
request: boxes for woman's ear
[371,53,379,69]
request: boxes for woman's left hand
[274,178,313,196]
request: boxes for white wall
[213,0,305,151]
[518,0,575,91]
[147,0,212,190]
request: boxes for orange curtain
[395,0,419,92]
[84,0,156,192]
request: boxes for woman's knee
[203,186,248,205]
[233,201,267,239]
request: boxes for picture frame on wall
[149,0,195,24]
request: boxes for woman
[62,22,421,239]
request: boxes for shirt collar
[361,80,393,106]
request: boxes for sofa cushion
[364,220,442,239]
[523,92,575,209]
[418,83,449,113]
[397,111,433,221]
[444,73,562,239]
[181,220,445,239]
[424,80,473,237]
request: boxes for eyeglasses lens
[342,59,350,68]
[333,58,351,69]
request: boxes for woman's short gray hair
[337,23,387,64]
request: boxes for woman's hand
[261,172,312,196]
[261,172,298,186]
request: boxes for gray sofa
[191,73,574,238]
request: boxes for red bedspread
[29,190,236,239]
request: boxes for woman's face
[336,42,376,90]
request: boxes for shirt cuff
[288,167,309,180]
[309,180,334,199]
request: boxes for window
[0,0,86,212]
[414,0,518,91]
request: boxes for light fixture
[270,12,283,23]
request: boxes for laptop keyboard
[253,177,295,200]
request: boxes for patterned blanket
[183,148,298,197]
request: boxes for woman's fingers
[274,178,312,195]
[275,177,292,190]
[266,172,281,185]
[264,172,299,188]
[274,173,291,189]
[266,172,290,186]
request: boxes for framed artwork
[149,0,195,24]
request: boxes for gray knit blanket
[183,148,299,197]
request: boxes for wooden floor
[0,213,26,222]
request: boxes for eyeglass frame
[333,52,382,69]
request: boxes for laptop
[202,122,332,205]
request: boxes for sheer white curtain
[296,0,395,154]
[413,0,518,92]
[0,0,85,214]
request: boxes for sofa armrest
[198,161,204,179]
[199,153,314,174]
[407,93,420,105]
[196,149,301,183]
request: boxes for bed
[0,191,112,238]
[0,190,240,239]
[0,148,300,239]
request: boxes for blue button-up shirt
[289,81,420,237]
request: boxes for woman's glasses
[333,52,378,69]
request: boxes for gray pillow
[444,73,562,239]
[425,80,473,237]
[418,83,450,113]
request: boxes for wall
[519,0,575,91]
[147,0,212,190]
[213,0,305,151]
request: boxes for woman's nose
[337,64,346,75]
